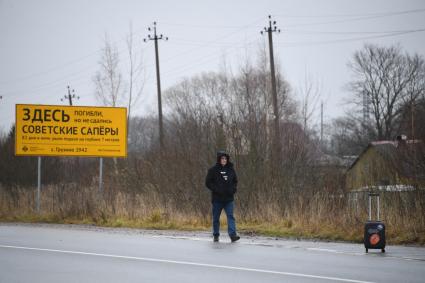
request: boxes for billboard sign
[15,104,127,157]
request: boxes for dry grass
[0,185,424,245]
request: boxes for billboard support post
[37,156,41,213]
[99,157,103,194]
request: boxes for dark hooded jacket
[205,151,238,202]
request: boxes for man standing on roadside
[205,150,240,243]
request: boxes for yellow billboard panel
[15,104,127,157]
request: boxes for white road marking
[0,244,375,283]
[308,248,339,253]
[307,247,425,262]
[307,247,364,256]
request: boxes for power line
[0,19,262,95]
[0,52,100,86]
[161,38,259,77]
[0,66,95,97]
[152,20,265,78]
[0,42,147,99]
[159,18,263,63]
[2,14,423,107]
[277,29,425,47]
[283,27,425,35]
[280,8,425,28]
[0,19,262,99]
[2,27,422,101]
[274,7,425,18]
[1,8,423,88]
[0,26,148,86]
[170,37,256,47]
[160,22,258,29]
[18,26,423,88]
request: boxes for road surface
[0,223,424,283]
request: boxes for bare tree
[348,44,425,140]
[298,72,322,133]
[126,23,145,131]
[398,96,425,141]
[94,34,123,107]
[329,116,367,156]
[93,34,126,175]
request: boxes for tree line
[1,42,424,242]
[1,43,424,189]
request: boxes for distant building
[346,136,425,192]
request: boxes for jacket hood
[216,150,232,166]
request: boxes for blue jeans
[212,201,237,237]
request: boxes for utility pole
[144,22,168,150]
[411,94,417,186]
[61,85,81,190]
[61,85,79,106]
[411,97,415,141]
[261,15,281,163]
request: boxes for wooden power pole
[144,22,168,150]
[261,15,281,164]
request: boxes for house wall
[346,147,398,190]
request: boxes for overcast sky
[1,0,424,133]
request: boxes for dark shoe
[230,235,240,242]
[213,235,219,242]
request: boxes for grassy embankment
[1,213,423,245]
[1,186,423,245]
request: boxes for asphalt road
[0,223,424,283]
